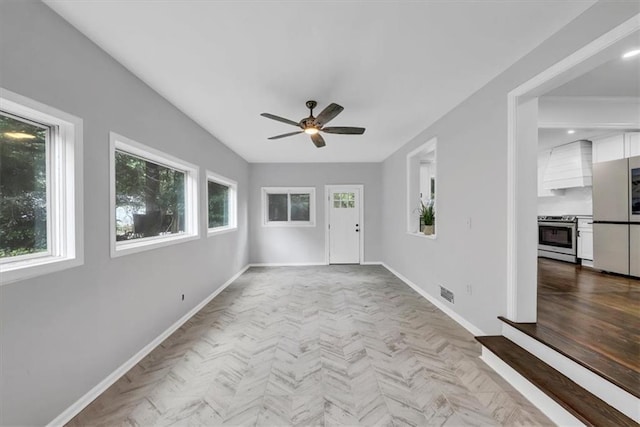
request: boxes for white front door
[328,186,361,264]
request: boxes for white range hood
[543,140,593,190]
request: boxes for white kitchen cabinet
[592,134,624,163]
[592,133,640,163]
[625,132,640,158]
[577,218,593,261]
[578,229,593,261]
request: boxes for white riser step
[501,322,639,422]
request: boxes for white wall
[381,2,639,334]
[0,2,249,425]
[538,187,593,216]
[249,163,383,264]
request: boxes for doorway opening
[506,13,640,411]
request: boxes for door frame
[505,14,640,322]
[325,184,365,265]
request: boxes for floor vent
[440,286,454,303]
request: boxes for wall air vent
[440,286,454,303]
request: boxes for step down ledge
[502,321,639,422]
[477,336,637,427]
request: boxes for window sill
[207,226,237,237]
[111,233,199,258]
[407,231,438,240]
[0,256,83,285]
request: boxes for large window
[0,89,83,284]
[407,138,437,237]
[110,132,198,257]
[1,113,48,258]
[207,171,237,235]
[262,187,315,226]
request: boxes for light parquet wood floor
[68,265,552,426]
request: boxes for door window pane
[208,181,229,228]
[290,193,310,221]
[268,193,288,221]
[0,113,48,258]
[115,151,185,241]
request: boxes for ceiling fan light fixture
[304,127,319,135]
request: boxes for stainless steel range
[538,215,578,263]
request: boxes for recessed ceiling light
[567,130,576,134]
[622,49,640,59]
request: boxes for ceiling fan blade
[260,113,300,127]
[268,131,303,140]
[322,126,366,135]
[311,133,326,148]
[314,103,344,126]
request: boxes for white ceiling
[44,0,595,163]
[546,53,640,97]
[538,128,621,151]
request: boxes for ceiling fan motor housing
[300,117,317,130]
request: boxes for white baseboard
[248,261,383,267]
[47,264,250,427]
[503,323,640,422]
[381,263,485,337]
[248,262,326,267]
[480,348,585,427]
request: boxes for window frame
[206,170,237,236]
[406,137,438,239]
[0,88,84,285]
[262,187,316,227]
[109,132,199,258]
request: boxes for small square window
[290,193,310,221]
[207,171,237,235]
[268,194,288,221]
[262,187,315,227]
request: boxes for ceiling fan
[260,100,365,148]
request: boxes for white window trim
[0,88,84,285]
[262,187,316,227]
[109,132,199,258]
[206,170,237,236]
[406,137,438,240]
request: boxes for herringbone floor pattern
[68,265,552,426]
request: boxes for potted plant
[419,201,435,235]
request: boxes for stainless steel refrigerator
[593,155,640,277]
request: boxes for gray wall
[381,1,640,335]
[0,2,249,425]
[249,163,383,264]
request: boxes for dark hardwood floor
[520,258,640,397]
[476,336,636,427]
